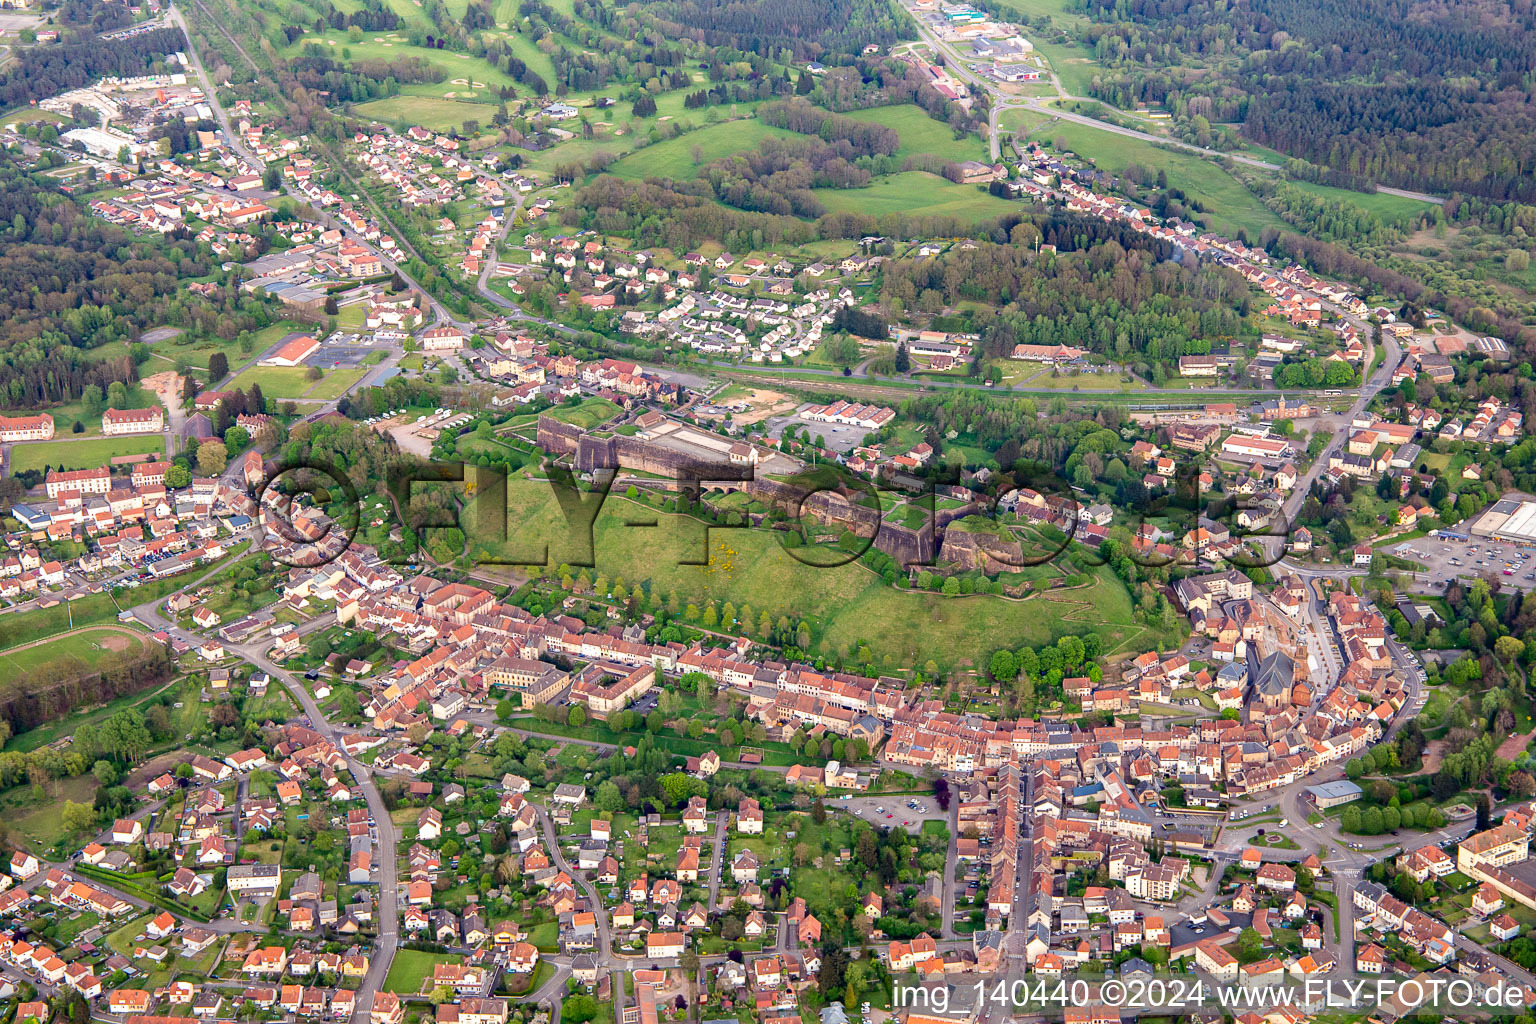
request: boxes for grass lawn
[527,920,558,951]
[148,332,254,379]
[1288,180,1435,224]
[545,397,623,429]
[0,627,147,677]
[1038,120,1288,239]
[44,910,101,947]
[353,95,499,133]
[842,105,981,161]
[1,384,160,439]
[287,32,526,91]
[0,109,68,128]
[1171,686,1217,710]
[0,544,249,653]
[814,172,1021,220]
[6,774,100,853]
[227,365,322,399]
[472,479,1176,671]
[7,676,182,755]
[383,949,460,994]
[303,369,367,400]
[607,119,794,180]
[9,434,165,474]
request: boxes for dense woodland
[1073,0,1536,200]
[880,223,1244,376]
[0,159,272,409]
[0,26,189,110]
[630,0,907,60]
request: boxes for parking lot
[1389,536,1536,591]
[834,795,946,834]
[311,333,386,368]
[766,413,870,454]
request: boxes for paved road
[129,595,398,1024]
[170,1,461,331]
[895,0,1443,206]
[533,804,612,960]
[471,191,580,338]
[706,811,727,913]
[940,797,959,939]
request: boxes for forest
[569,173,1004,252]
[630,0,908,60]
[880,224,1246,374]
[0,26,189,110]
[1071,0,1536,200]
[0,159,266,409]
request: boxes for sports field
[0,627,147,676]
[9,435,164,474]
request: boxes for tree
[91,760,118,787]
[894,342,910,373]
[1235,927,1263,963]
[595,780,624,813]
[208,352,229,381]
[197,439,227,475]
[988,649,1016,682]
[61,800,96,833]
[1496,635,1525,664]
[563,996,599,1024]
[568,706,587,727]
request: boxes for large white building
[0,413,54,442]
[45,467,112,499]
[102,407,164,436]
[1220,434,1292,461]
[61,126,147,162]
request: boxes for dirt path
[1418,738,1449,775]
[1496,727,1536,761]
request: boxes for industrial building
[1470,496,1536,545]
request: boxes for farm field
[607,120,795,180]
[842,104,980,161]
[352,95,498,133]
[1287,180,1436,223]
[285,33,523,91]
[1035,120,1289,238]
[814,172,1020,219]
[9,435,165,474]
